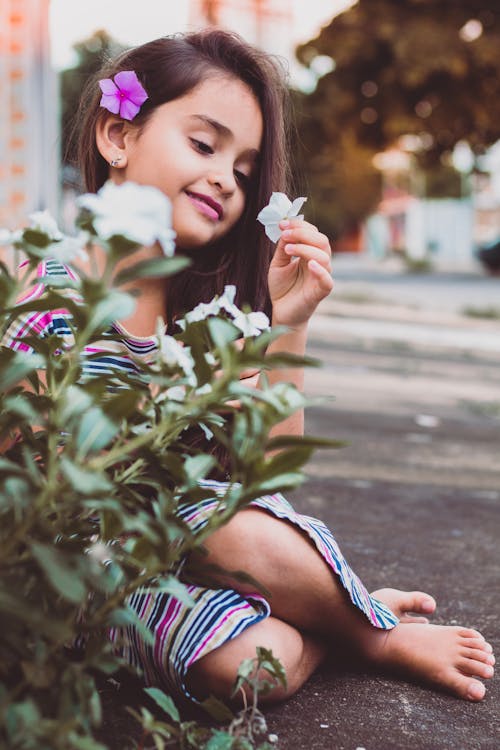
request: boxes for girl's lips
[185,191,223,221]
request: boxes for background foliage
[294,0,500,238]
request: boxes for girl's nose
[207,166,236,195]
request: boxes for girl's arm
[260,218,333,438]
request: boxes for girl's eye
[234,170,251,189]
[190,138,214,155]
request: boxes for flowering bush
[0,183,330,749]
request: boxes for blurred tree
[295,0,500,238]
[60,30,126,171]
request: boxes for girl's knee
[185,617,308,704]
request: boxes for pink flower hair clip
[98,70,148,121]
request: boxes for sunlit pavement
[265,255,500,749]
[99,255,500,749]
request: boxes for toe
[445,670,486,701]
[465,681,486,702]
[461,647,495,666]
[405,591,436,615]
[398,613,430,624]
[458,628,484,640]
[459,657,494,680]
[462,638,493,653]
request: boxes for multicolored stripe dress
[3,259,398,702]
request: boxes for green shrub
[0,184,330,749]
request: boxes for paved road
[101,260,500,750]
[264,260,500,749]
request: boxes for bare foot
[364,622,495,701]
[371,587,437,623]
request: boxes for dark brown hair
[76,29,294,328]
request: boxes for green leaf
[2,393,39,422]
[22,228,52,248]
[144,687,180,723]
[150,576,195,607]
[60,456,113,494]
[66,734,108,750]
[31,542,88,604]
[108,606,155,646]
[5,699,41,738]
[183,454,216,486]
[76,406,120,454]
[88,290,136,331]
[0,588,72,640]
[0,349,44,390]
[266,434,345,451]
[200,695,234,723]
[205,731,236,750]
[207,317,239,348]
[114,255,190,285]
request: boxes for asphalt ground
[100,259,500,749]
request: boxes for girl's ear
[95,115,133,170]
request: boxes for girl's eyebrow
[188,114,260,158]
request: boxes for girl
[10,29,496,706]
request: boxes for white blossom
[157,332,196,386]
[76,181,176,256]
[178,285,268,338]
[195,383,212,395]
[232,310,270,337]
[0,228,15,246]
[165,385,186,401]
[87,540,113,564]
[25,212,89,263]
[257,192,307,243]
[180,285,238,327]
[28,210,63,240]
[50,233,89,264]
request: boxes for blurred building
[188,0,294,72]
[0,0,58,232]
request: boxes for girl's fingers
[283,242,332,271]
[308,259,334,294]
[281,225,331,255]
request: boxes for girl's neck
[78,244,168,339]
[117,276,167,338]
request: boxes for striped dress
[3,259,398,702]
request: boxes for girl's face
[119,76,263,250]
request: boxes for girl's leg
[186,616,327,703]
[194,508,495,701]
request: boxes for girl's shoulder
[2,258,80,352]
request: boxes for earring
[110,156,122,167]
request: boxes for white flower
[87,540,113,564]
[25,211,88,263]
[165,385,186,401]
[257,192,307,243]
[179,285,240,328]
[28,210,63,240]
[232,310,270,337]
[157,331,196,386]
[178,285,268,338]
[195,383,212,395]
[0,229,13,246]
[50,233,89,264]
[76,181,176,256]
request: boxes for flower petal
[114,70,148,105]
[270,192,292,215]
[119,98,141,121]
[289,196,307,216]
[257,204,281,224]
[100,93,120,115]
[264,223,282,243]
[99,78,118,95]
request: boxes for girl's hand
[268,219,333,328]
